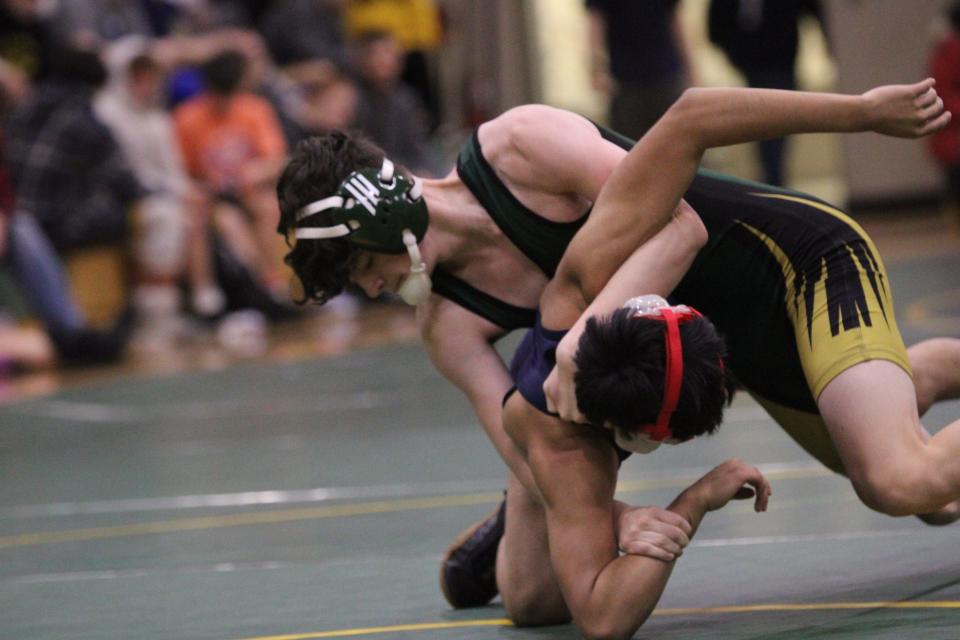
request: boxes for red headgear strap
[637,306,702,441]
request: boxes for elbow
[675,200,708,251]
[664,88,708,123]
[661,88,714,147]
[578,609,653,640]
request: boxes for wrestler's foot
[439,500,505,608]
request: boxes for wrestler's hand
[688,459,771,514]
[544,334,587,424]
[863,78,952,138]
[616,504,693,562]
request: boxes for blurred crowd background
[0,0,957,390]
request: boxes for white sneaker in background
[191,285,227,318]
[216,309,268,358]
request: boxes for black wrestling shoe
[440,499,505,608]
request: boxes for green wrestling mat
[1,252,959,639]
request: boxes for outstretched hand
[689,459,771,514]
[863,78,952,138]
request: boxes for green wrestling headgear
[294,158,432,306]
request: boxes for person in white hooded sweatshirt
[94,36,226,336]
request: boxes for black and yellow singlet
[675,172,910,416]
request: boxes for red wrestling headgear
[623,295,704,442]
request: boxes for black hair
[200,50,247,96]
[276,131,386,304]
[574,307,736,441]
[950,1,960,31]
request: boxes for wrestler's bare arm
[542,204,706,420]
[562,81,949,305]
[503,392,770,639]
[478,104,627,217]
[418,295,542,493]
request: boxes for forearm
[561,87,872,304]
[470,390,541,498]
[565,490,714,640]
[666,486,709,535]
[673,87,868,150]
[423,313,540,496]
[550,207,704,366]
[574,487,708,638]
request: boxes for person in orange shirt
[174,49,288,296]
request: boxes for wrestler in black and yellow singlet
[444,125,910,471]
[675,171,910,469]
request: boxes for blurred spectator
[292,66,359,135]
[0,314,55,375]
[708,0,826,186]
[351,31,434,175]
[53,0,156,46]
[0,126,127,364]
[173,49,289,297]
[0,0,61,83]
[95,36,226,328]
[586,0,692,140]
[0,57,29,116]
[5,46,141,252]
[929,0,960,222]
[343,0,443,128]
[258,0,347,69]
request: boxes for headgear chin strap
[294,158,432,306]
[396,230,432,306]
[622,294,703,443]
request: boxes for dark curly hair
[276,131,386,304]
[574,307,736,441]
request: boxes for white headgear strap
[396,229,432,306]
[293,158,401,241]
[294,196,355,240]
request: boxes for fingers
[733,463,771,512]
[620,531,684,560]
[912,77,936,97]
[918,96,945,121]
[918,110,952,137]
[621,511,691,548]
[654,509,694,538]
[915,87,938,109]
[619,540,677,562]
[749,474,772,512]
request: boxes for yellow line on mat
[235,619,512,639]
[234,601,960,639]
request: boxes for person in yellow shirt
[343,0,443,127]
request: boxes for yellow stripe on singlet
[737,192,909,402]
